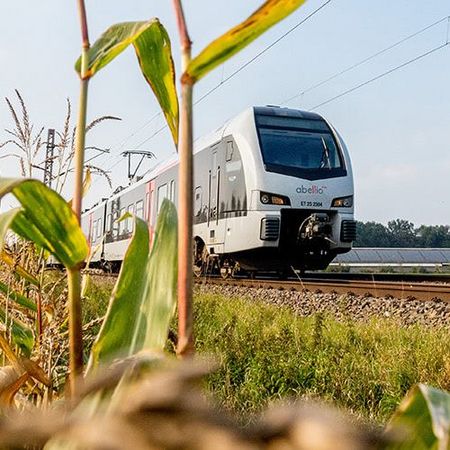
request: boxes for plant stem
[177,81,194,357]
[72,76,89,219]
[67,267,83,395]
[172,0,195,357]
[69,0,91,395]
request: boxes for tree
[416,225,450,248]
[387,219,416,247]
[354,221,391,247]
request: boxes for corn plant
[171,0,308,355]
[386,384,450,449]
[69,0,180,394]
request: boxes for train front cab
[226,106,356,271]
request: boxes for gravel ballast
[197,284,450,328]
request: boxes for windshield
[256,114,347,180]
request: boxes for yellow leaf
[186,0,307,83]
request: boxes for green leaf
[386,384,450,449]
[0,178,88,269]
[87,199,177,372]
[0,281,36,312]
[186,0,307,83]
[75,20,179,145]
[0,307,34,357]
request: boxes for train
[81,106,356,276]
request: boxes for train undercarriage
[193,209,353,278]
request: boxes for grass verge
[82,278,450,424]
[194,292,450,423]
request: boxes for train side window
[97,218,102,239]
[194,187,202,216]
[112,211,119,237]
[92,220,97,243]
[136,200,144,219]
[157,184,168,213]
[225,141,234,161]
[127,204,135,232]
[169,180,175,202]
[106,214,112,233]
[119,207,126,234]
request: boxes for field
[84,276,450,424]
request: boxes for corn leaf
[0,251,40,287]
[386,384,450,449]
[0,281,36,312]
[0,178,88,269]
[0,307,34,357]
[87,199,177,372]
[75,20,179,145]
[186,0,307,83]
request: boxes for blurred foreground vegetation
[84,277,450,424]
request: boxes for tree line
[354,219,450,248]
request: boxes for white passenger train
[82,106,356,274]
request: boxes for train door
[207,145,226,251]
[100,203,107,259]
[87,212,94,244]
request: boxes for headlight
[260,191,291,206]
[331,195,353,208]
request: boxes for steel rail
[195,277,450,302]
[79,270,450,302]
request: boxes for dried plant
[0,90,45,178]
[53,98,120,193]
[0,92,119,193]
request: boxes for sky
[0,0,449,226]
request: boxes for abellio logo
[296,185,327,195]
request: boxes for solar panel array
[334,248,450,266]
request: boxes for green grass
[194,293,450,423]
[82,279,450,424]
[81,274,115,326]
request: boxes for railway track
[195,276,450,302]
[83,269,450,302]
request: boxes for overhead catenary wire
[281,15,450,106]
[194,0,333,106]
[88,110,163,172]
[112,111,161,153]
[309,41,449,111]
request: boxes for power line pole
[43,129,55,187]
